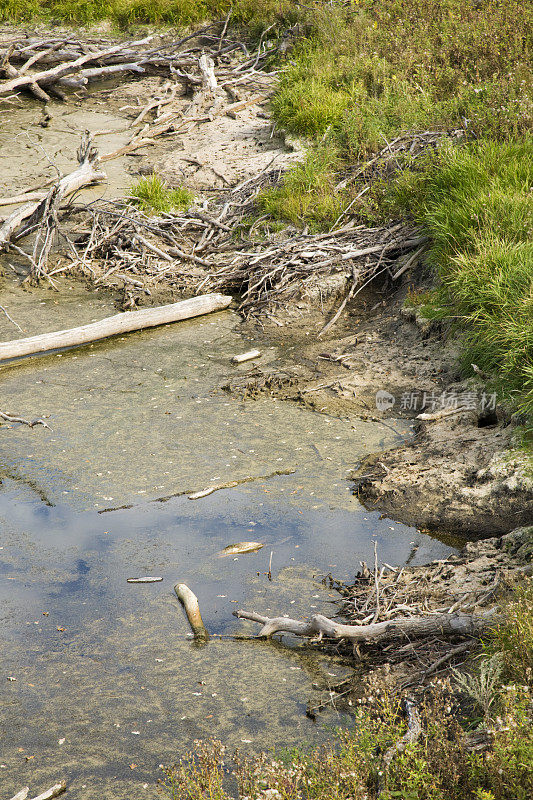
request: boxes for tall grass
[257,2,533,419]
[0,0,299,32]
[385,139,533,416]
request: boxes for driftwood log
[0,294,232,362]
[8,783,66,800]
[0,410,50,428]
[0,36,153,97]
[233,608,498,643]
[175,583,209,642]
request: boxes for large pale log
[234,608,498,642]
[0,294,232,362]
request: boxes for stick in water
[174,583,209,642]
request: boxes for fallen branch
[383,699,422,767]
[0,36,153,96]
[233,608,498,643]
[175,583,209,642]
[0,133,105,251]
[8,783,66,800]
[0,411,51,429]
[0,294,232,362]
[0,304,23,332]
[8,790,29,800]
[378,699,422,797]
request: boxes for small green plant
[488,578,533,685]
[128,174,194,215]
[162,739,228,800]
[452,654,504,726]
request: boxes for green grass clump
[128,174,194,214]
[489,578,533,685]
[0,0,299,32]
[385,139,533,416]
[257,147,344,229]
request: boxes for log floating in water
[8,783,66,800]
[9,790,29,800]
[30,784,66,800]
[0,294,233,362]
[174,583,209,642]
[219,542,264,557]
[127,576,163,583]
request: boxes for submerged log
[174,583,209,642]
[233,608,498,643]
[0,294,232,362]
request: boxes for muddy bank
[323,524,533,699]
[223,285,533,539]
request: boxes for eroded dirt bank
[225,286,533,539]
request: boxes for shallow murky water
[0,279,456,798]
[0,92,133,205]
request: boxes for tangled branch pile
[1,22,460,320]
[0,21,276,104]
[63,182,426,316]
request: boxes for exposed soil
[223,283,533,539]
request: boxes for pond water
[0,279,456,799]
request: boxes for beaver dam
[0,19,531,800]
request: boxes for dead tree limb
[0,411,51,429]
[383,700,422,767]
[0,294,232,362]
[0,36,153,96]
[0,133,105,251]
[377,699,422,797]
[175,583,209,642]
[233,608,498,643]
[8,783,65,800]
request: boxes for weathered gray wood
[30,782,66,800]
[0,36,153,95]
[198,53,217,93]
[0,294,232,362]
[234,608,498,642]
[9,789,29,800]
[0,144,106,250]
